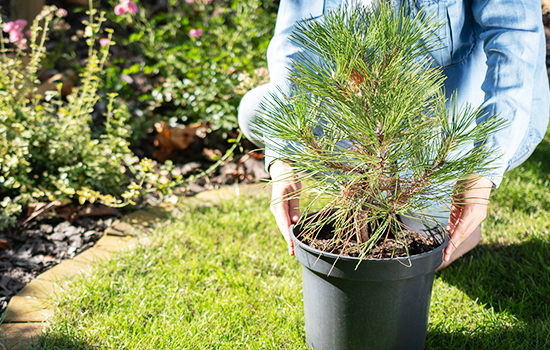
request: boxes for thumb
[289,198,301,223]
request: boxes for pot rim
[289,220,450,263]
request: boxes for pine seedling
[254,3,504,259]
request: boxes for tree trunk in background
[11,0,45,23]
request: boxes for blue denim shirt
[263,0,550,187]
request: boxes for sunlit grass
[27,132,550,349]
[29,193,308,349]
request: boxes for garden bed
[0,0,275,315]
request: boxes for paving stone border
[0,183,268,350]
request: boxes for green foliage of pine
[255,3,505,257]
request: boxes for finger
[287,198,300,256]
[271,203,294,256]
[443,223,464,262]
[447,203,461,231]
[272,185,300,255]
[289,197,301,223]
[443,214,479,262]
[271,203,291,238]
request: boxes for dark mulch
[0,216,115,314]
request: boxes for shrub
[0,6,178,229]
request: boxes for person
[238,0,550,267]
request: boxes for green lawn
[26,133,550,349]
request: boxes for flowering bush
[114,0,138,15]
[104,0,276,140]
[3,19,28,49]
[0,6,181,229]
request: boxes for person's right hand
[269,160,302,256]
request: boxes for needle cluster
[255,3,504,258]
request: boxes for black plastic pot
[290,214,449,350]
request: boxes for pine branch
[253,2,506,257]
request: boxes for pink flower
[3,20,28,49]
[185,0,195,2]
[9,30,24,43]
[14,20,28,29]
[25,30,32,37]
[189,28,203,37]
[3,19,27,33]
[56,8,68,17]
[3,22,15,33]
[114,3,126,15]
[99,38,111,46]
[115,0,138,15]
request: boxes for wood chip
[0,239,12,251]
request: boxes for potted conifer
[254,3,503,350]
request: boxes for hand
[444,176,493,262]
[269,160,302,256]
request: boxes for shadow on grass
[491,136,550,215]
[430,238,550,348]
[427,325,550,350]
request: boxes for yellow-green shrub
[0,6,176,228]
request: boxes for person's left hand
[444,176,493,262]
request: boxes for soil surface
[299,217,440,259]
